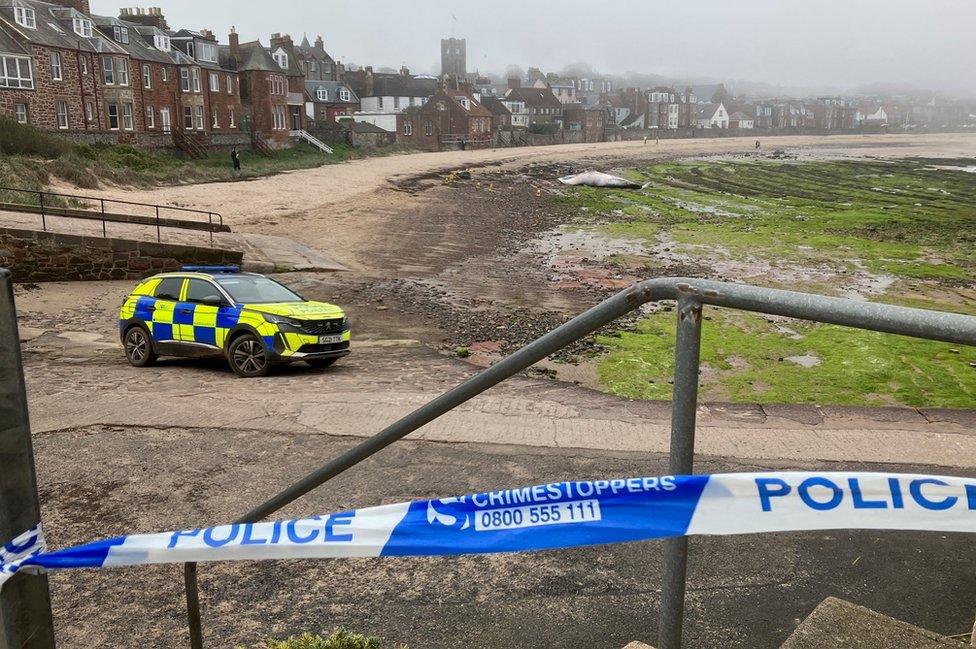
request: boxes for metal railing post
[0,268,57,649]
[38,192,45,232]
[155,206,161,243]
[184,564,203,649]
[659,291,704,649]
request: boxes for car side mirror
[201,295,227,307]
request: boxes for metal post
[659,292,703,649]
[208,214,213,248]
[184,564,203,649]
[155,206,161,243]
[101,200,106,238]
[0,269,57,649]
[38,193,45,232]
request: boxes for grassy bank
[0,117,383,200]
[561,157,976,408]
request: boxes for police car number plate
[318,334,344,344]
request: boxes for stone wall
[0,227,242,282]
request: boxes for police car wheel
[228,334,271,377]
[124,326,156,367]
[305,357,338,369]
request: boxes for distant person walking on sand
[231,148,241,172]
[755,140,761,150]
[643,135,647,145]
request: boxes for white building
[499,98,529,128]
[697,102,729,129]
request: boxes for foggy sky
[91,0,976,97]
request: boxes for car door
[149,276,184,344]
[179,278,225,348]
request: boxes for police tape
[3,471,976,588]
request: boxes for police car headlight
[263,314,304,332]
[342,316,349,329]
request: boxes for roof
[619,113,643,127]
[505,86,561,109]
[0,20,28,54]
[480,95,512,117]
[0,0,116,53]
[367,73,436,98]
[697,102,723,118]
[730,111,751,120]
[90,15,181,65]
[449,91,492,118]
[305,80,359,104]
[267,43,304,76]
[234,40,281,73]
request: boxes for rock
[622,643,656,649]
[781,597,966,648]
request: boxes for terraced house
[0,0,247,154]
[0,0,110,132]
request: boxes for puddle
[785,354,822,368]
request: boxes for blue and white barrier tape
[3,472,976,588]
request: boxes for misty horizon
[89,0,976,99]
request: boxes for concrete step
[781,597,968,648]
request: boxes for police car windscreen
[215,276,303,304]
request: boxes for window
[209,72,219,92]
[273,51,288,69]
[195,105,204,130]
[108,104,120,130]
[146,106,155,128]
[229,109,235,127]
[102,56,114,84]
[425,121,432,136]
[14,7,35,29]
[160,107,171,132]
[117,59,129,86]
[85,101,93,122]
[377,96,383,109]
[183,106,193,129]
[154,277,183,301]
[211,107,218,128]
[161,66,168,82]
[50,51,62,80]
[14,103,28,124]
[316,87,328,101]
[142,64,151,89]
[56,101,68,129]
[72,18,92,38]
[81,57,88,75]
[113,25,129,44]
[180,68,189,91]
[192,67,200,93]
[154,34,170,52]
[122,103,133,130]
[186,279,222,304]
[226,75,233,94]
[394,96,400,109]
[403,120,412,136]
[198,42,217,63]
[0,56,33,89]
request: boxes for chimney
[228,26,240,67]
[200,28,214,41]
[51,0,90,14]
[119,6,168,29]
[400,66,410,77]
[270,33,293,51]
[507,77,520,90]
[365,66,374,97]
[314,35,324,50]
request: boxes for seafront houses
[224,33,298,146]
[0,0,115,132]
[305,79,359,126]
[504,80,562,130]
[397,86,492,151]
[696,102,728,128]
[295,34,339,83]
[345,66,436,132]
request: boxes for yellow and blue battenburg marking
[4,472,976,587]
[119,271,350,359]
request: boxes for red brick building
[397,86,492,151]
[562,103,607,142]
[305,79,359,126]
[226,32,294,146]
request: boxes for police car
[118,266,350,377]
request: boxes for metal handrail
[181,277,976,649]
[0,186,223,247]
